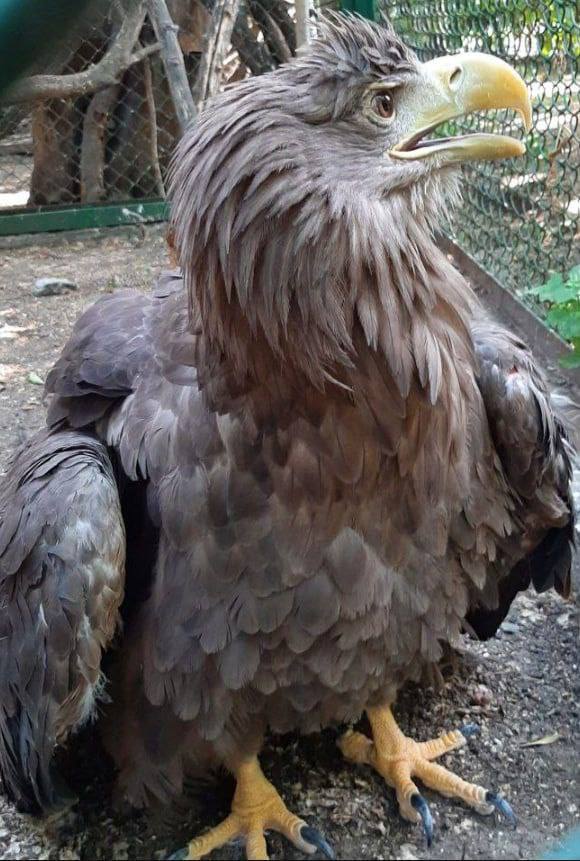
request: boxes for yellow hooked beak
[390,52,532,164]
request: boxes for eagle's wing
[466,316,575,639]
[46,285,158,428]
[0,428,125,813]
[0,276,185,813]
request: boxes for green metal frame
[0,200,168,237]
[340,0,377,21]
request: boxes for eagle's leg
[339,705,514,845]
[176,755,334,860]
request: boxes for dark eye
[373,92,394,120]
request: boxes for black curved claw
[300,824,336,859]
[486,791,517,827]
[411,793,434,847]
[167,849,189,861]
[459,723,480,739]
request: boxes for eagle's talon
[178,756,322,859]
[486,791,516,827]
[300,825,336,859]
[411,793,434,847]
[459,723,480,739]
[341,705,513,845]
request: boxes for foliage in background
[527,266,580,367]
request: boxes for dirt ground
[0,226,578,861]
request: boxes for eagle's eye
[373,92,395,120]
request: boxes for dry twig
[143,55,166,197]
[193,0,243,109]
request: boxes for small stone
[27,371,44,385]
[397,843,418,860]
[470,683,494,707]
[500,621,519,634]
[33,277,77,297]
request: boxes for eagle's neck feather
[172,107,479,506]
[183,182,475,401]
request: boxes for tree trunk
[80,84,121,202]
[29,100,79,205]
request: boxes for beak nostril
[449,66,462,88]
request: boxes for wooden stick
[193,0,242,109]
[294,0,312,49]
[147,0,196,133]
[143,55,166,197]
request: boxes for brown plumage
[0,13,574,853]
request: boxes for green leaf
[546,307,580,340]
[529,272,562,296]
[568,265,580,290]
[560,351,580,369]
[536,273,577,304]
[560,338,580,369]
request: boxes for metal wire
[0,0,577,304]
[384,0,579,296]
[0,0,296,215]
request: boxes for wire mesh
[383,0,579,298]
[0,0,297,216]
[0,0,577,307]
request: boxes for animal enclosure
[0,0,577,302]
[0,5,578,860]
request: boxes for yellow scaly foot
[339,704,515,845]
[169,756,334,860]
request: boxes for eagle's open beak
[390,53,532,163]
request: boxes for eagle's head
[170,14,531,390]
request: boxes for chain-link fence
[0,0,577,305]
[385,0,579,298]
[0,0,297,218]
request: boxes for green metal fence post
[340,0,378,21]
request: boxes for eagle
[0,14,574,860]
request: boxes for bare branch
[248,0,294,64]
[130,42,162,64]
[143,55,166,197]
[230,8,275,76]
[193,0,242,108]
[249,0,296,58]
[259,7,292,63]
[197,0,276,77]
[147,0,196,134]
[1,0,148,105]
[295,0,313,49]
